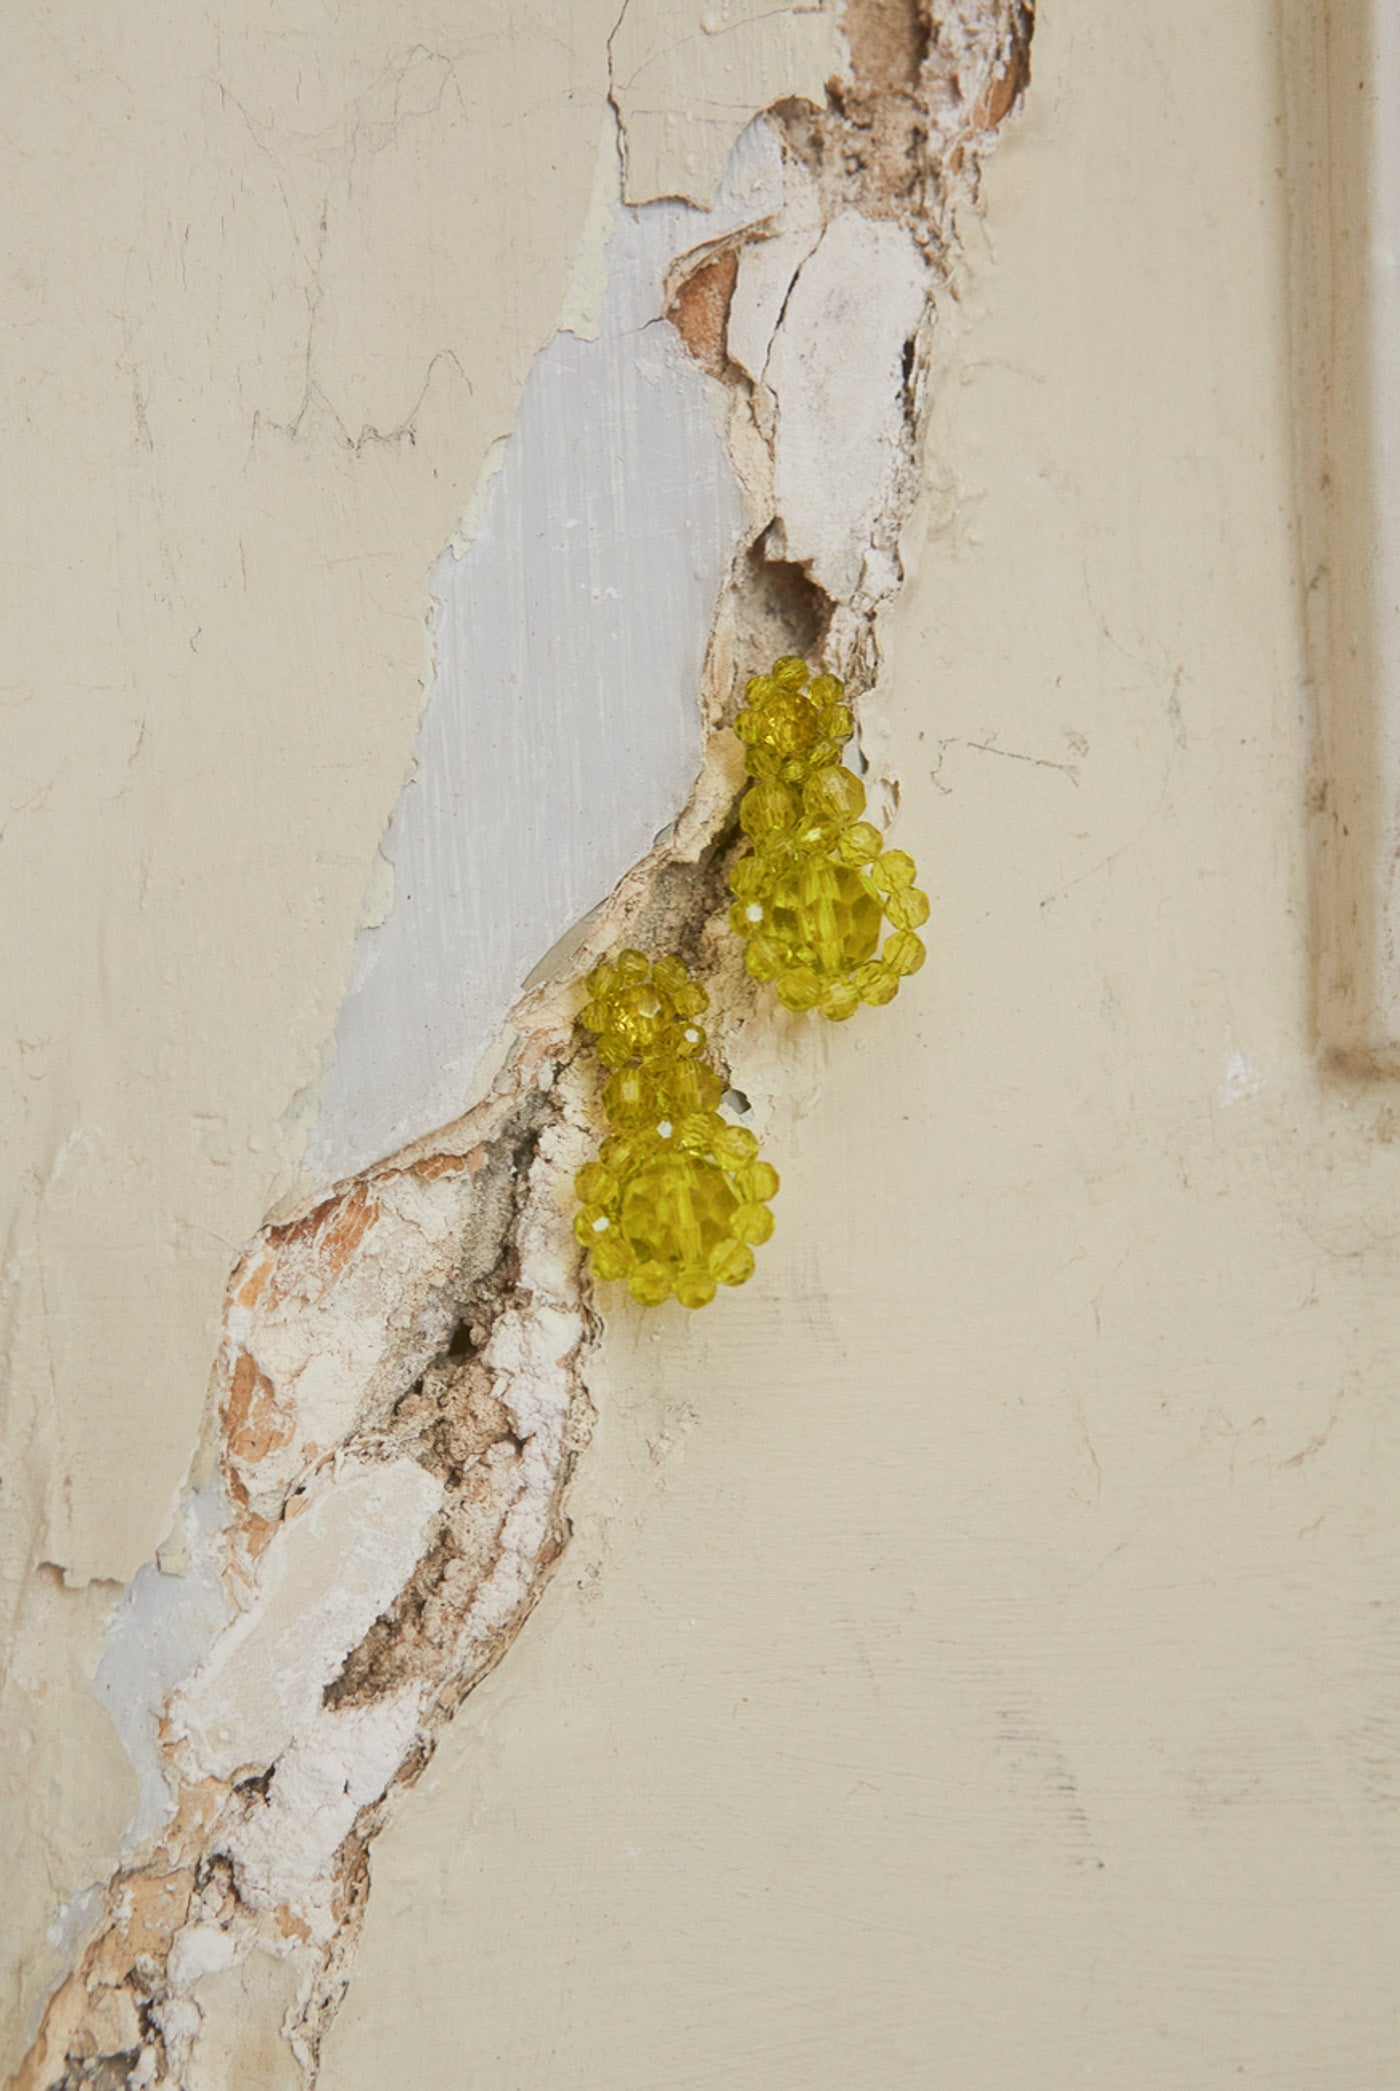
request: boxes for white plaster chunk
[728,224,822,383]
[305,126,787,1189]
[167,1924,239,1992]
[222,1690,426,1915]
[171,1460,443,1781]
[766,210,930,602]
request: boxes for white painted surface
[307,128,787,1186]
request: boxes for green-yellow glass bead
[821,704,853,742]
[602,1067,652,1128]
[595,1033,632,1070]
[853,959,899,1007]
[729,855,766,900]
[600,1132,642,1173]
[650,955,689,995]
[614,948,651,985]
[744,674,776,707]
[711,1121,759,1168]
[674,1267,718,1310]
[672,979,709,1017]
[835,821,882,867]
[673,1021,707,1058]
[574,1205,613,1247]
[740,780,795,841]
[622,1154,738,1269]
[709,1237,756,1286]
[884,929,926,976]
[821,978,861,1022]
[579,998,611,1034]
[591,1234,635,1282]
[773,655,809,689]
[664,1060,723,1116]
[803,764,866,824]
[870,849,916,893]
[776,966,824,1012]
[729,898,765,940]
[731,1200,776,1245]
[735,1160,779,1203]
[745,936,788,982]
[585,962,617,1002]
[574,1162,617,1205]
[808,673,843,705]
[676,1111,716,1153]
[883,886,931,931]
[629,1260,672,1306]
[769,859,881,979]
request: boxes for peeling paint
[8,3,1034,2081]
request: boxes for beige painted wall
[5,0,1399,2084]
[321,4,1400,2085]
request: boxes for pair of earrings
[572,656,930,1310]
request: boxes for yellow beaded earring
[726,655,929,1018]
[572,950,779,1309]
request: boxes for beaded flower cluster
[573,950,779,1309]
[727,655,929,1018]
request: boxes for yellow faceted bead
[821,978,861,1022]
[585,962,618,1002]
[711,1121,759,1168]
[870,849,916,893]
[663,1060,723,1116]
[853,959,899,1006]
[740,780,796,841]
[610,983,672,1053]
[614,948,651,985]
[729,897,766,940]
[809,673,843,706]
[884,929,926,976]
[629,1260,672,1306]
[600,1132,644,1174]
[650,955,689,995]
[574,1162,617,1205]
[674,1268,718,1310]
[595,1033,633,1071]
[883,886,930,931]
[729,854,766,899]
[772,655,809,689]
[591,1234,635,1282]
[579,998,611,1034]
[744,936,788,982]
[673,1020,707,1057]
[671,979,709,1018]
[743,673,777,707]
[776,967,823,1013]
[574,1205,613,1247]
[835,821,882,867]
[731,1200,776,1245]
[602,1066,654,1128]
[769,860,881,978]
[735,1160,779,1203]
[709,1238,756,1286]
[621,1154,738,1271]
[803,765,866,824]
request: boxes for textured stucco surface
[318,5,1400,2087]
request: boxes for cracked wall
[8,0,1400,2087]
